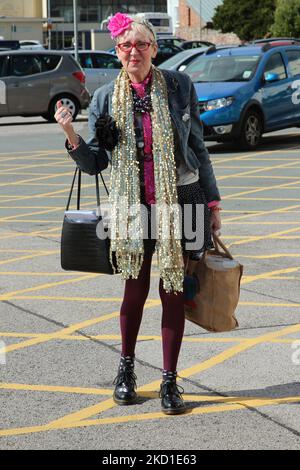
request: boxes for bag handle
[65,167,109,211]
[213,234,234,260]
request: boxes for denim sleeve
[65,91,109,175]
[188,82,221,203]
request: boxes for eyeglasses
[117,41,153,52]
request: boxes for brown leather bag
[184,235,243,332]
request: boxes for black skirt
[140,180,213,257]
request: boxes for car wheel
[238,111,263,150]
[42,95,80,122]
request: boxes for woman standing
[55,13,221,415]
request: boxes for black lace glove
[94,114,120,151]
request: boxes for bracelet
[210,206,222,212]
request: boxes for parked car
[0,40,20,51]
[156,36,185,48]
[70,50,121,95]
[0,50,90,121]
[182,44,300,149]
[181,40,214,49]
[153,43,183,66]
[159,46,209,71]
[106,42,183,67]
[19,40,45,50]
[159,45,242,72]
[253,37,300,46]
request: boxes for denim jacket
[66,69,220,203]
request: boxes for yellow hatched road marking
[0,181,103,205]
[0,251,59,266]
[0,332,298,344]
[0,171,74,188]
[4,295,300,308]
[217,159,300,182]
[228,226,300,247]
[47,322,300,429]
[0,300,158,355]
[211,147,300,166]
[222,177,300,200]
[0,272,102,301]
[0,272,81,276]
[1,397,300,438]
[0,160,66,174]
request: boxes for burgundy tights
[120,253,186,372]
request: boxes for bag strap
[66,167,109,211]
[213,234,234,260]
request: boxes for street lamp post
[73,0,79,62]
[47,0,51,50]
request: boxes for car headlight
[205,96,235,111]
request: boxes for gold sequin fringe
[109,66,184,293]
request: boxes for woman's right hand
[54,101,80,147]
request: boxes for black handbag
[61,167,118,274]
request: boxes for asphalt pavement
[0,114,300,450]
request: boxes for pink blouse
[131,74,156,204]
[69,74,220,208]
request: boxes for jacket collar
[161,69,179,93]
[107,68,179,100]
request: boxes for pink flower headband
[107,12,156,40]
[107,13,133,39]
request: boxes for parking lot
[0,114,300,450]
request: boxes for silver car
[0,50,90,121]
[71,50,121,95]
[158,46,209,72]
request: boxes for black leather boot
[113,355,138,405]
[159,371,186,415]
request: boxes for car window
[92,54,121,69]
[184,55,260,82]
[11,55,42,76]
[286,49,300,77]
[78,53,93,68]
[158,44,182,54]
[264,52,287,80]
[0,56,8,77]
[39,54,61,71]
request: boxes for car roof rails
[205,44,246,55]
[205,45,217,54]
[260,40,300,52]
[254,37,300,44]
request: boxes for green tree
[212,0,276,41]
[271,0,300,37]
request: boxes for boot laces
[113,365,137,389]
[159,380,184,398]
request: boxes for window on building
[187,7,191,26]
[51,0,167,23]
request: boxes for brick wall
[177,0,241,44]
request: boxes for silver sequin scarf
[109,66,184,293]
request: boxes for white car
[19,40,45,50]
[70,50,121,96]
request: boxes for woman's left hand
[210,210,222,236]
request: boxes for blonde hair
[115,18,157,44]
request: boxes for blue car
[182,44,300,149]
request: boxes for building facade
[177,0,240,44]
[0,0,168,48]
[0,0,44,42]
[45,0,168,48]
